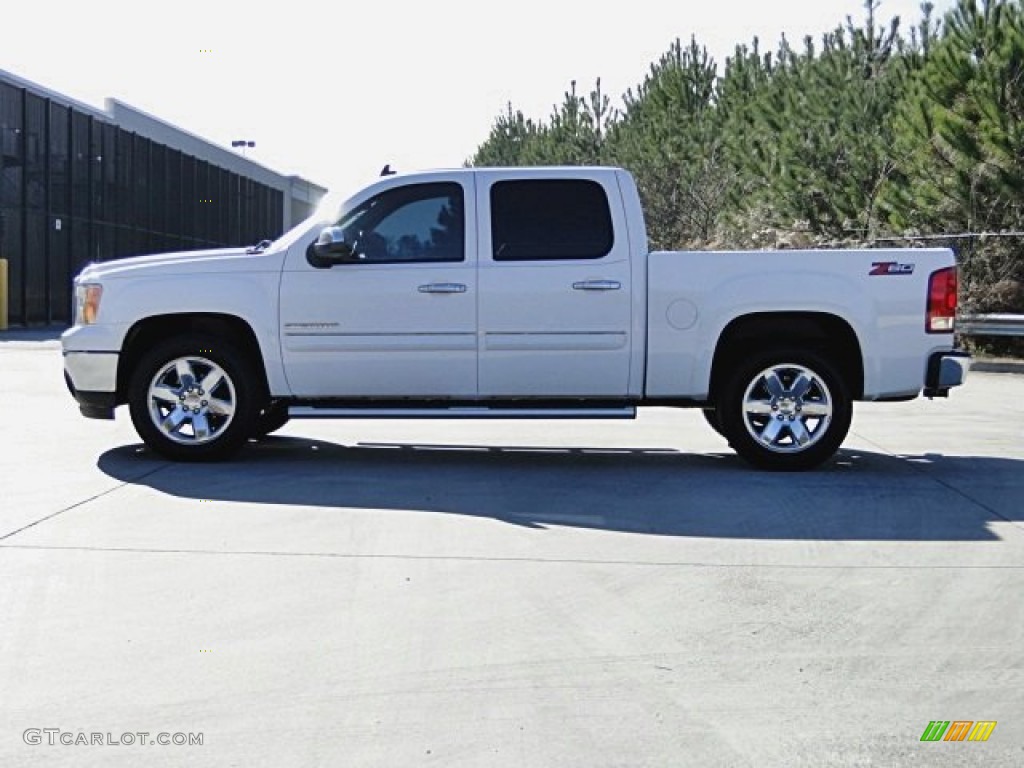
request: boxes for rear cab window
[489,179,614,261]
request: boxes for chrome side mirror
[307,227,356,268]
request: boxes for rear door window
[489,179,613,261]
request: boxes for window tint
[334,182,464,263]
[490,179,613,261]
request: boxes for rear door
[475,171,633,397]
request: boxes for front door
[279,178,477,398]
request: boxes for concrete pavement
[1,337,1022,766]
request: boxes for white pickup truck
[61,166,968,470]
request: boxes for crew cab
[61,166,968,470]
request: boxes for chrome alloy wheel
[740,363,834,454]
[146,356,236,445]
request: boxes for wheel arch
[709,312,864,402]
[116,313,269,405]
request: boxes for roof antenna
[380,164,396,177]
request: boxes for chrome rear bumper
[924,350,970,398]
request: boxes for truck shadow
[97,437,1024,541]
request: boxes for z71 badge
[870,262,916,276]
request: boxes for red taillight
[927,267,958,333]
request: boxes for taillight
[927,267,958,333]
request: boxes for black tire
[252,402,290,438]
[718,349,852,471]
[128,334,260,461]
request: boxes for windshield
[266,188,361,252]
[267,212,329,252]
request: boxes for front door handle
[418,282,467,294]
[573,280,622,291]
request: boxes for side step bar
[288,406,638,420]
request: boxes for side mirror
[307,227,356,268]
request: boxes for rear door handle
[418,282,467,294]
[573,280,621,291]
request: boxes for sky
[2,0,958,201]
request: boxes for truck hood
[77,246,286,282]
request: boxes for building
[0,68,327,326]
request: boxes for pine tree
[608,37,728,248]
[466,0,1020,317]
[470,103,542,166]
[885,0,1024,313]
[529,80,610,164]
[736,1,910,240]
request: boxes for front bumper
[924,350,970,398]
[63,351,119,419]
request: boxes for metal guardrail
[959,314,1024,337]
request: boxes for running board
[287,406,637,420]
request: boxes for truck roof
[385,165,627,179]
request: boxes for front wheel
[718,350,852,471]
[128,335,259,461]
[252,402,290,438]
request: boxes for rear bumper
[924,350,970,398]
[63,351,119,419]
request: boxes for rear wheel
[718,349,851,471]
[128,335,259,461]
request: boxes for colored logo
[870,261,916,276]
[920,721,997,742]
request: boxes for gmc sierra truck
[61,166,968,470]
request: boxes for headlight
[74,283,103,325]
